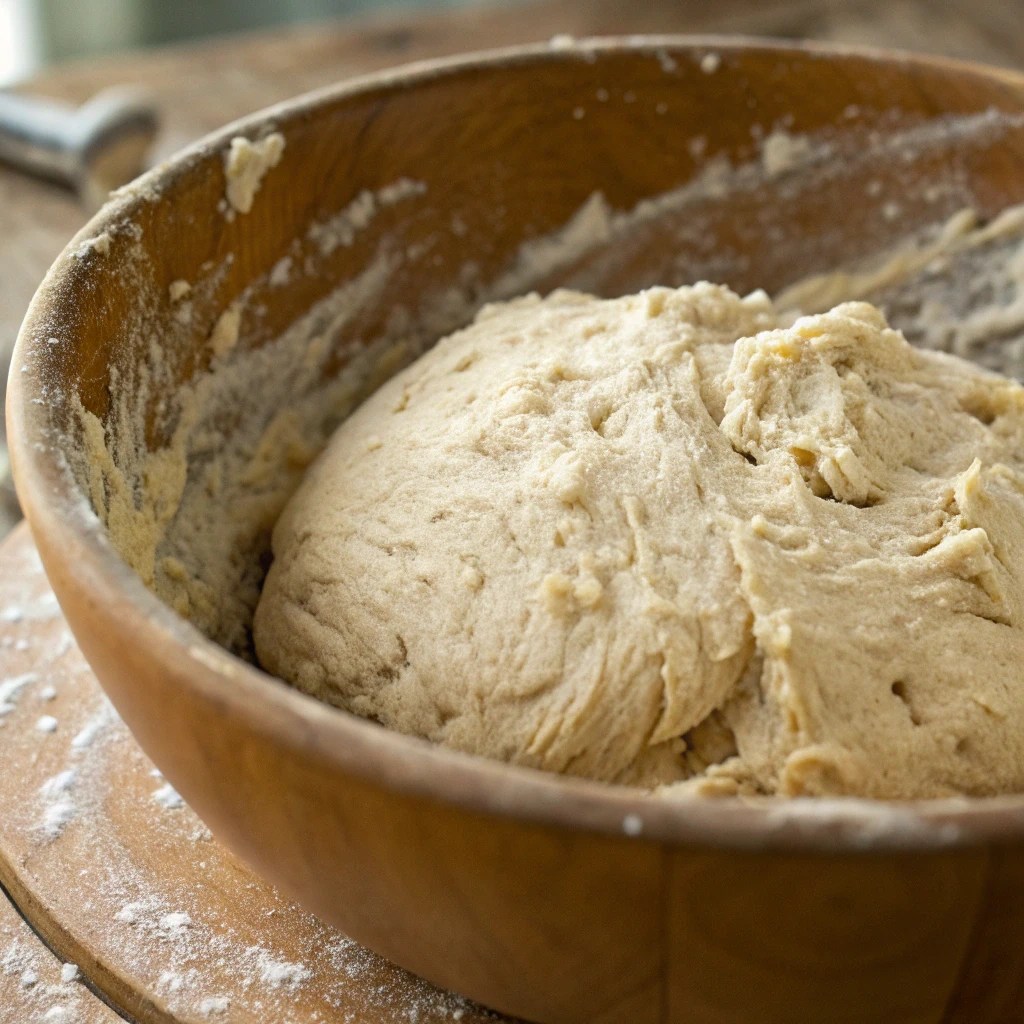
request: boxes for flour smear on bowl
[27,108,1024,672]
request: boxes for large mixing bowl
[11,37,1024,1024]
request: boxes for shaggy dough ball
[254,284,1024,798]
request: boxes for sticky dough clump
[254,284,1024,798]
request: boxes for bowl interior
[13,38,1024,805]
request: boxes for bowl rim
[11,34,1024,854]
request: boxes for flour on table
[159,912,193,934]
[199,995,230,1015]
[247,947,310,988]
[0,673,36,714]
[62,103,1024,670]
[0,545,493,1023]
[37,767,77,844]
[0,926,98,1024]
[307,178,426,258]
[152,782,184,809]
[70,699,118,751]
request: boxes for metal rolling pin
[0,85,159,209]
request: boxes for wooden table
[3,0,1024,1019]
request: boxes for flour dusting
[0,542,495,1023]
[0,672,36,714]
[249,947,310,988]
[70,699,118,751]
[307,178,426,257]
[48,102,1024,668]
[152,782,184,809]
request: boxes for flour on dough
[254,284,1024,798]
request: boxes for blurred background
[2,0,1024,86]
[0,0,508,84]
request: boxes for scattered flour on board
[51,633,74,659]
[38,769,77,839]
[160,912,193,934]
[248,947,310,988]
[0,594,63,630]
[0,673,36,714]
[0,930,92,1023]
[157,970,184,993]
[0,522,557,1024]
[40,800,76,840]
[39,769,76,799]
[28,676,120,840]
[153,782,184,809]
[199,995,230,1015]
[70,698,118,751]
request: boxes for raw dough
[223,133,285,216]
[254,284,1024,798]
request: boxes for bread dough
[223,133,284,216]
[254,284,1024,798]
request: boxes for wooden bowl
[11,37,1024,1024]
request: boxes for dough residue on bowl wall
[222,132,285,218]
[50,105,1024,708]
